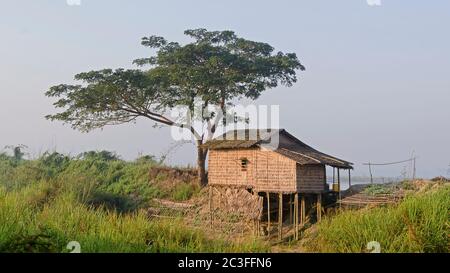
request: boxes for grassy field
[303,182,449,253]
[0,149,448,253]
[0,150,268,253]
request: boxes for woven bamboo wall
[296,164,326,192]
[208,149,258,187]
[254,150,297,192]
[208,148,297,192]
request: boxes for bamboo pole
[278,193,283,240]
[317,193,322,222]
[337,168,341,202]
[294,193,299,240]
[348,169,352,188]
[333,167,336,184]
[254,191,260,237]
[209,186,213,229]
[266,192,270,235]
[301,195,306,225]
[289,195,293,225]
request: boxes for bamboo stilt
[294,193,299,240]
[317,193,322,222]
[301,195,306,225]
[333,167,335,184]
[254,191,260,237]
[278,193,283,240]
[338,168,341,207]
[348,169,352,188]
[289,195,293,224]
[209,186,213,229]
[266,192,271,235]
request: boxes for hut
[202,129,353,239]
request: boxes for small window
[240,158,249,171]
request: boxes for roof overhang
[203,129,353,169]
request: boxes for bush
[86,191,138,213]
[362,184,394,196]
[172,183,200,201]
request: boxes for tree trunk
[196,140,208,187]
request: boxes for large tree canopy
[134,29,304,105]
[45,68,201,136]
[46,29,305,186]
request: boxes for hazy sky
[0,0,449,178]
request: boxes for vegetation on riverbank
[1,148,448,253]
[0,150,268,253]
[304,181,449,253]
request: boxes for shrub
[363,184,394,196]
[171,183,200,201]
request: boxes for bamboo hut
[202,129,353,239]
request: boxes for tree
[4,144,28,162]
[45,29,305,187]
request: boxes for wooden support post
[209,186,213,229]
[254,191,260,237]
[348,169,352,188]
[368,163,374,184]
[289,194,293,225]
[294,193,299,240]
[266,192,271,235]
[337,168,341,202]
[333,167,336,184]
[278,193,283,240]
[300,195,306,225]
[317,193,322,222]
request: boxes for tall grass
[0,182,268,253]
[306,185,449,253]
[0,151,268,253]
[0,151,201,211]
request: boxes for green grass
[1,150,447,253]
[0,181,268,253]
[362,184,395,196]
[0,151,201,211]
[0,151,268,253]
[171,182,201,201]
[306,184,450,253]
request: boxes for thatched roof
[203,129,353,169]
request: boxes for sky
[0,0,449,178]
